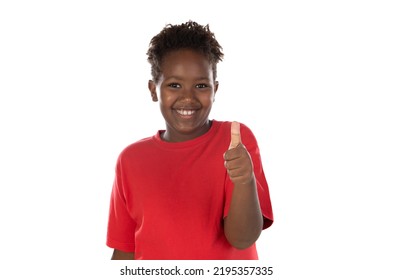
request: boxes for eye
[168,83,181,88]
[195,84,208,89]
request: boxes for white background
[1,0,392,279]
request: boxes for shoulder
[116,135,156,165]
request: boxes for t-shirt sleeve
[106,156,136,252]
[223,122,274,230]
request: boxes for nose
[181,86,196,100]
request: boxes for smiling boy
[106,21,273,260]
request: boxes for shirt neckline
[152,119,221,150]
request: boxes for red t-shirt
[106,120,273,259]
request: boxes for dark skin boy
[111,49,263,260]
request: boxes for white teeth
[176,109,195,116]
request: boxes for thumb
[229,121,242,149]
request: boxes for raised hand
[224,122,254,185]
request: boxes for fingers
[225,121,254,185]
[225,121,244,162]
[229,121,241,149]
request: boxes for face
[149,49,218,142]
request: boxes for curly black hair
[147,20,224,83]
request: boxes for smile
[175,109,196,116]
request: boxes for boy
[106,20,273,260]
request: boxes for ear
[148,80,158,102]
[213,81,219,102]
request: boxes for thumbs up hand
[224,122,255,185]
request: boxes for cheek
[159,92,179,112]
[201,93,215,105]
[159,90,174,104]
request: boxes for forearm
[111,249,135,260]
[224,175,263,249]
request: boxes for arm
[223,176,263,249]
[111,249,135,260]
[223,122,263,249]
